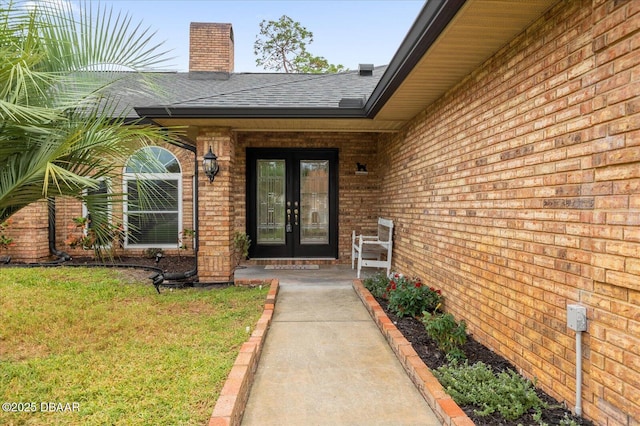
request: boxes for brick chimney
[189,23,234,74]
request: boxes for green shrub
[556,413,581,426]
[144,247,164,259]
[233,231,251,267]
[387,274,443,317]
[422,312,467,359]
[362,272,389,298]
[434,361,547,421]
[0,219,14,251]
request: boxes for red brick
[437,398,467,419]
[208,417,231,426]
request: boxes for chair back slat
[377,218,393,242]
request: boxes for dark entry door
[247,148,338,258]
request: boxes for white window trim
[82,178,113,248]
[123,172,183,249]
[123,147,183,249]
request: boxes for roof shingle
[109,66,387,118]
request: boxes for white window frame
[123,147,182,249]
[81,178,112,247]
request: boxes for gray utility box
[567,304,587,332]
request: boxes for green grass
[0,267,268,426]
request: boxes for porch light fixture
[203,146,219,183]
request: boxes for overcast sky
[84,0,426,72]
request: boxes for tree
[0,0,176,253]
[253,15,345,73]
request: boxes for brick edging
[352,279,474,426]
[208,279,279,426]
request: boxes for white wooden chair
[352,218,394,278]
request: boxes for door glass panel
[257,160,286,245]
[300,160,329,245]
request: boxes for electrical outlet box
[567,304,587,331]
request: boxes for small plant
[65,216,120,260]
[145,247,164,259]
[233,231,251,267]
[65,217,96,250]
[362,272,389,298]
[422,312,467,359]
[178,228,195,258]
[557,413,581,426]
[434,360,547,421]
[115,222,125,248]
[0,219,15,252]
[387,274,443,317]
[533,411,581,426]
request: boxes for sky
[82,0,426,73]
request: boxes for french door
[247,148,338,258]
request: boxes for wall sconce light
[203,146,219,183]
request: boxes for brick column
[197,128,235,282]
[3,201,50,262]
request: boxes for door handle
[286,208,292,232]
[294,208,298,225]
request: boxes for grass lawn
[0,267,268,426]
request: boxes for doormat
[264,265,320,270]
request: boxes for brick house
[3,0,639,423]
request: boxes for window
[82,178,112,246]
[123,147,182,247]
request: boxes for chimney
[189,23,234,74]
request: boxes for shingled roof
[132,0,468,125]
[128,0,554,130]
[109,66,386,120]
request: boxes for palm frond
[35,0,171,72]
[0,0,180,228]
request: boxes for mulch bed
[64,255,200,289]
[376,298,594,426]
[2,254,197,274]
[0,255,197,288]
[65,255,196,274]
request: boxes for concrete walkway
[235,265,441,426]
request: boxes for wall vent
[358,64,374,76]
[339,97,365,108]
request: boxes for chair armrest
[361,240,388,246]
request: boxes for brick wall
[189,23,234,73]
[376,0,639,423]
[2,201,50,262]
[234,132,380,262]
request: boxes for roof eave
[134,106,368,119]
[364,0,466,118]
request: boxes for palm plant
[0,0,177,255]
